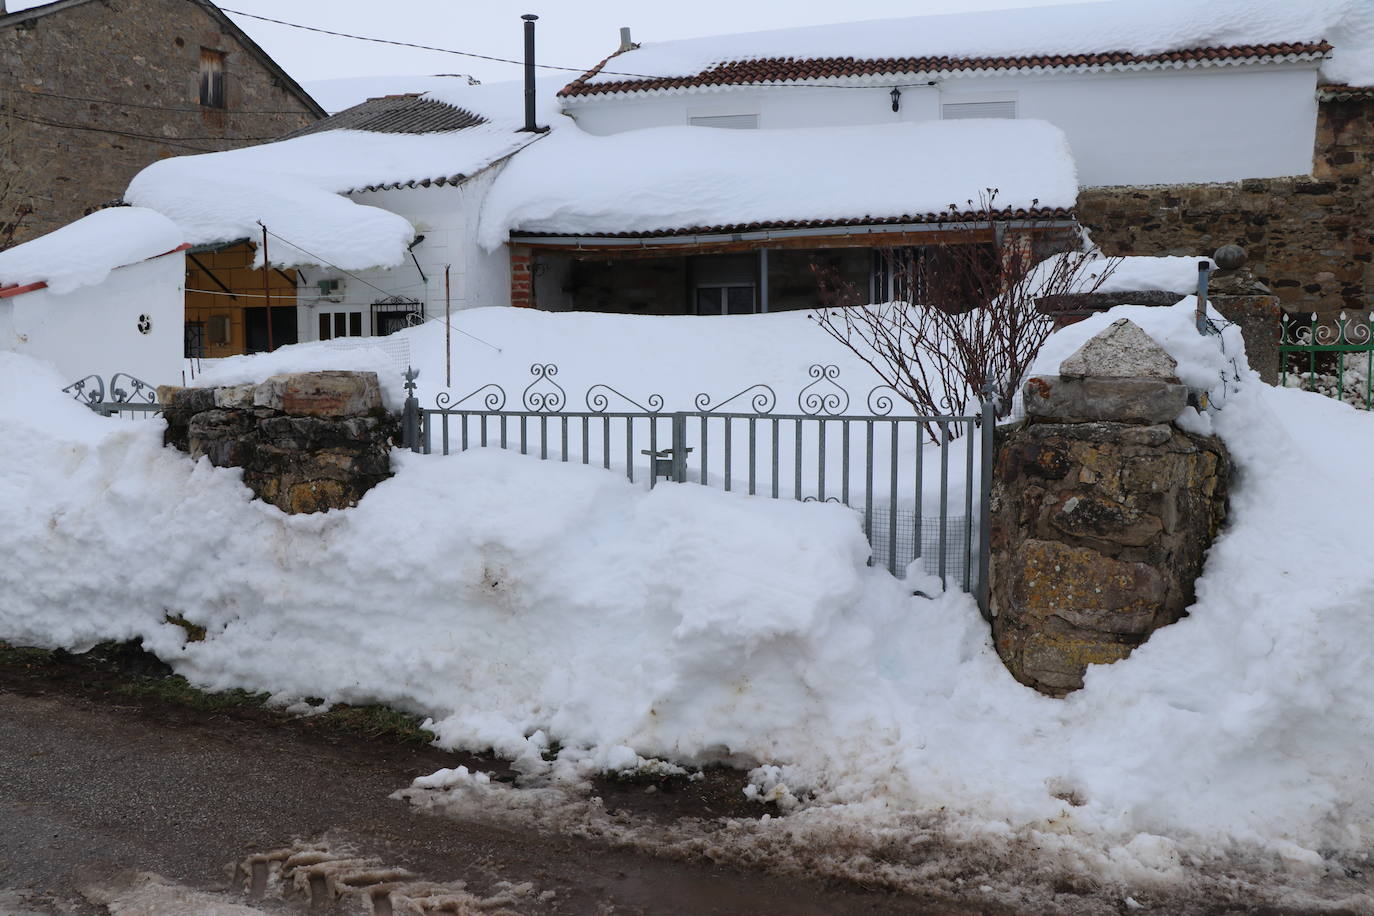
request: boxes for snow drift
[4,302,1374,899]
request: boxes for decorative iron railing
[404,363,994,612]
[63,373,162,417]
[1280,312,1374,410]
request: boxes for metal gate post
[671,413,688,483]
[975,396,996,622]
[401,367,421,452]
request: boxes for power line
[216,7,929,91]
[7,111,280,151]
[4,85,320,116]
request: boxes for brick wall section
[1,0,320,244]
[1077,96,1374,317]
[510,246,534,308]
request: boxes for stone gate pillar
[990,319,1230,696]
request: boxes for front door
[244,307,299,353]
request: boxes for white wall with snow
[1,253,186,388]
[294,166,514,344]
[568,64,1321,186]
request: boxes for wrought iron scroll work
[522,363,566,412]
[798,364,849,416]
[694,383,777,414]
[63,375,105,406]
[585,384,663,414]
[436,383,507,411]
[108,373,157,404]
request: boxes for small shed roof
[0,207,187,298]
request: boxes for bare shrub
[812,193,1117,438]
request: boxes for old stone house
[0,0,324,247]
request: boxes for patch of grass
[315,704,436,746]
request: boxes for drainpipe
[520,14,545,133]
[758,248,770,313]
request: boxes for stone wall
[990,320,1230,696]
[1,0,320,243]
[1077,94,1374,317]
[159,372,393,514]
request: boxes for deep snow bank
[5,300,1374,893]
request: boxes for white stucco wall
[0,252,185,387]
[566,64,1321,186]
[296,166,512,343]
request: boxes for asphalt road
[0,688,999,915]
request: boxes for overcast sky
[203,0,1082,85]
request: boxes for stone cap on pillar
[1025,318,1187,425]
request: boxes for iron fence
[1280,312,1374,410]
[405,364,994,612]
[63,372,163,418]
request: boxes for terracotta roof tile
[560,42,1330,98]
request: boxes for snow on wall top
[478,118,1077,249]
[0,207,183,297]
[568,0,1374,94]
[124,78,564,271]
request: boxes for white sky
[200,0,1085,85]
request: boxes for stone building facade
[1078,88,1374,317]
[0,0,323,246]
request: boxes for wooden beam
[522,227,1003,261]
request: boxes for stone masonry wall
[2,0,320,243]
[1077,95,1374,317]
[159,371,393,514]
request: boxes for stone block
[1059,318,1181,380]
[253,371,382,418]
[213,384,257,409]
[1023,375,1188,425]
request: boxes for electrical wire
[3,85,321,116]
[8,110,283,149]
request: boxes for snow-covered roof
[0,207,185,298]
[478,119,1077,249]
[564,0,1374,97]
[124,79,563,271]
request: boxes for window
[318,311,364,340]
[199,48,226,108]
[696,284,755,315]
[688,113,759,130]
[941,100,1016,120]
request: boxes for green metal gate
[1280,312,1374,410]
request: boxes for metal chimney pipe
[520,14,543,132]
[619,27,633,52]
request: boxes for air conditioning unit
[316,278,344,301]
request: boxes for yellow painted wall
[185,241,297,357]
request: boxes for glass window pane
[726,286,755,314]
[334,313,346,337]
[318,313,331,341]
[696,288,723,315]
[349,312,363,337]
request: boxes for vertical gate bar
[561,416,569,462]
[913,421,924,567]
[794,420,803,501]
[582,417,589,465]
[481,414,489,448]
[963,418,976,593]
[423,413,432,455]
[519,416,527,455]
[1308,313,1317,388]
[841,422,851,506]
[672,413,687,483]
[864,421,874,545]
[976,398,995,621]
[603,417,611,469]
[700,416,709,485]
[500,415,508,450]
[938,420,950,587]
[1338,313,1347,404]
[724,418,733,492]
[817,419,827,502]
[441,413,450,456]
[771,419,780,499]
[460,414,469,452]
[749,418,757,495]
[626,417,635,484]
[888,420,898,574]
[540,416,548,460]
[649,415,659,489]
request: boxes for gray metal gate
[63,372,162,418]
[404,364,994,614]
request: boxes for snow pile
[478,119,1077,247]
[0,207,183,296]
[5,301,1374,896]
[1033,253,1217,297]
[125,78,564,271]
[584,0,1374,90]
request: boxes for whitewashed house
[0,208,188,387]
[119,0,1372,344]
